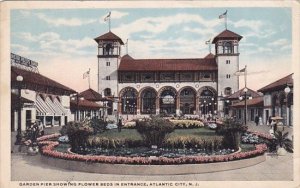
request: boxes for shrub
[60,120,94,152]
[135,115,175,147]
[216,118,247,150]
[90,118,108,134]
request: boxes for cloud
[19,10,31,17]
[15,32,96,57]
[35,13,97,27]
[231,19,264,33]
[268,38,289,46]
[114,13,219,40]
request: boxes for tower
[212,29,243,115]
[94,31,124,114]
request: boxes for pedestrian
[117,119,122,132]
[255,115,259,126]
[268,116,272,126]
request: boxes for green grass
[96,128,217,140]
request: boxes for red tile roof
[70,99,103,110]
[119,56,217,72]
[11,66,75,95]
[212,29,242,43]
[94,31,124,44]
[226,87,261,99]
[204,53,215,59]
[258,73,293,93]
[79,88,102,101]
[231,97,263,108]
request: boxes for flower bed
[39,134,267,165]
[170,120,204,129]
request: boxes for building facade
[258,74,293,126]
[94,29,243,119]
[11,53,75,131]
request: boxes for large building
[94,29,243,119]
[258,74,293,126]
[11,53,75,131]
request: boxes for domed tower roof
[94,31,124,44]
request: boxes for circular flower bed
[38,134,267,165]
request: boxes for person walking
[255,115,259,126]
[117,119,122,132]
[268,116,272,126]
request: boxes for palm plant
[272,130,293,153]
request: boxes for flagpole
[225,15,227,30]
[109,17,111,31]
[88,68,91,89]
[126,39,128,54]
[244,65,247,88]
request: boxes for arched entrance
[158,87,177,115]
[199,87,217,116]
[140,87,157,114]
[179,87,196,115]
[120,87,138,115]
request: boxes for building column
[286,106,289,126]
[155,97,159,115]
[52,115,55,127]
[195,96,200,115]
[176,97,180,115]
[136,96,141,115]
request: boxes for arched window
[104,88,111,96]
[199,88,217,115]
[224,42,233,54]
[224,87,232,96]
[159,87,177,115]
[141,88,156,114]
[120,88,137,115]
[179,88,196,114]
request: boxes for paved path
[11,122,294,181]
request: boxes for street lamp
[284,85,291,126]
[238,88,252,125]
[126,100,129,120]
[15,75,23,145]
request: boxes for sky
[11,8,292,92]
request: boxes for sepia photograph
[1,1,299,188]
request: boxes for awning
[36,94,66,116]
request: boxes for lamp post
[126,100,129,120]
[284,85,291,126]
[238,88,252,125]
[15,75,23,145]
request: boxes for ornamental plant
[268,130,293,153]
[135,115,175,147]
[60,119,94,153]
[216,118,247,150]
[169,120,204,129]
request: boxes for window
[224,42,233,54]
[106,76,110,80]
[160,72,175,82]
[224,87,232,95]
[104,88,111,96]
[106,62,110,66]
[226,74,231,79]
[141,73,154,82]
[226,60,230,64]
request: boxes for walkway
[11,122,294,181]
